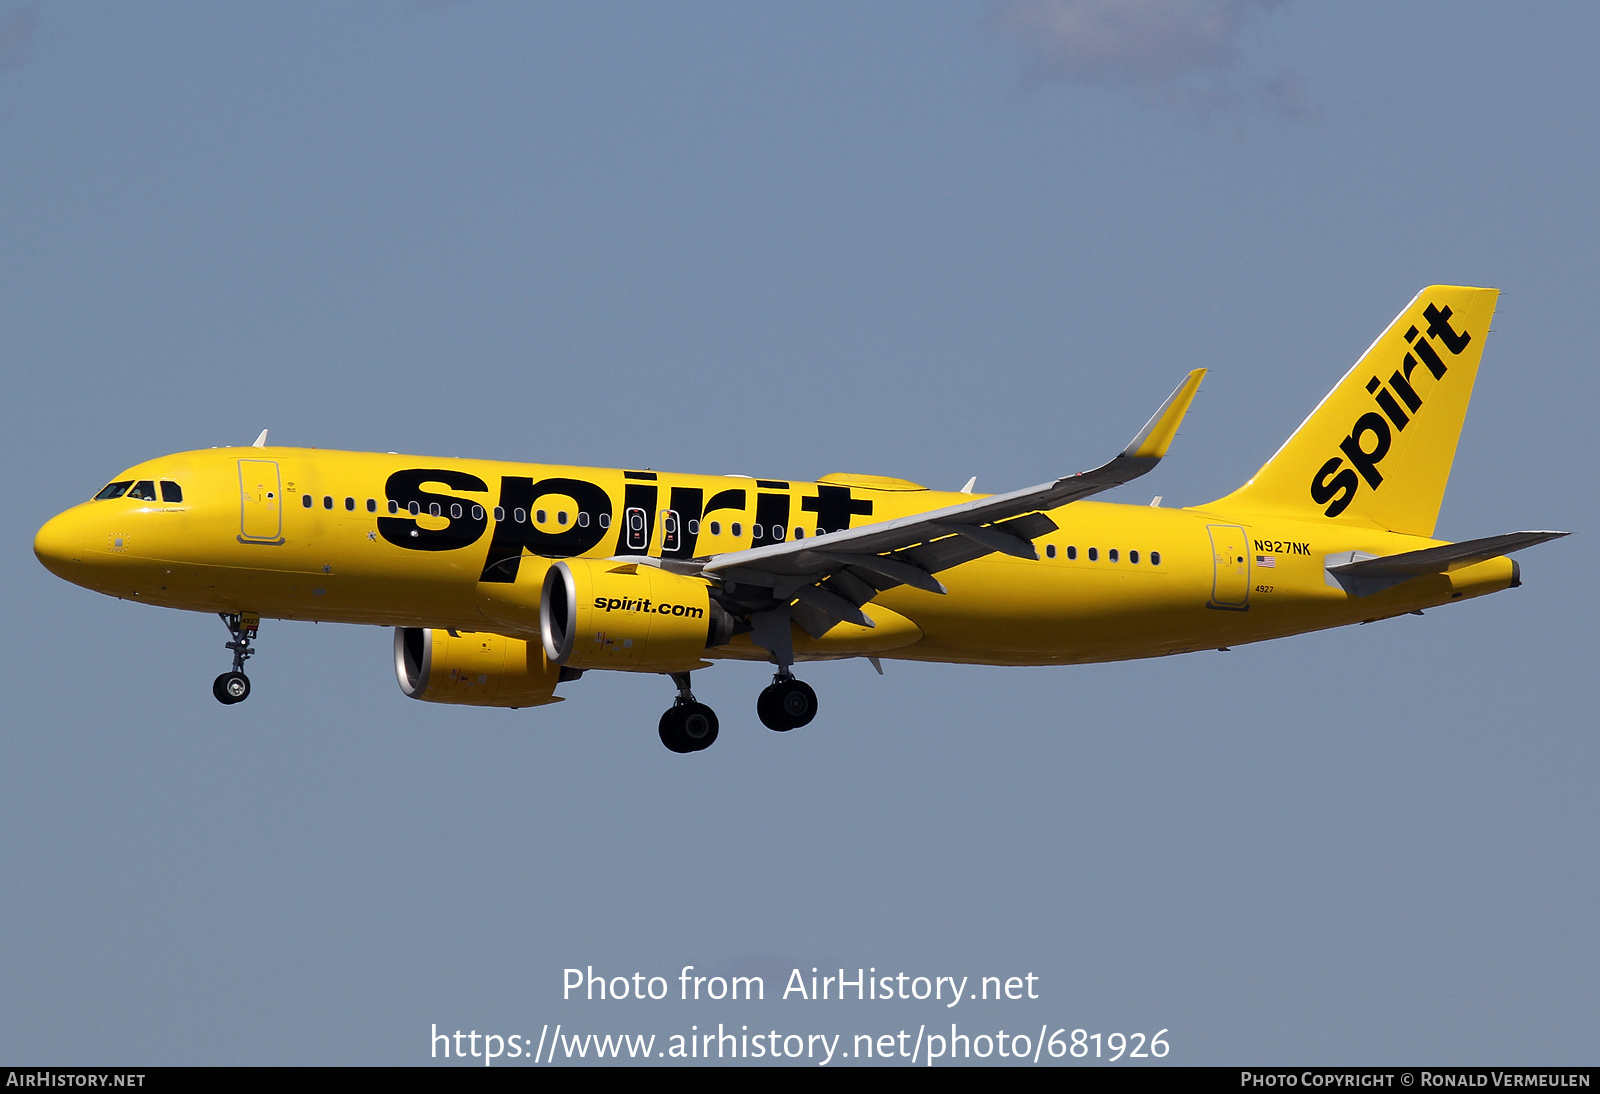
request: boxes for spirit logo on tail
[1312,302,1473,518]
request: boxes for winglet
[252,429,269,448]
[1122,369,1205,460]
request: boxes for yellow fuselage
[33,446,1516,668]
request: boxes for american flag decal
[1256,555,1276,568]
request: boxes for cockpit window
[128,481,158,501]
[93,480,133,500]
[160,481,183,503]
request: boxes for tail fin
[1208,286,1499,536]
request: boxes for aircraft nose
[34,509,85,582]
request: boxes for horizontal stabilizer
[1328,530,1568,579]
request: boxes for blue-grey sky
[3,1,1595,1065]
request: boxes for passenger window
[303,494,313,508]
[558,511,568,526]
[688,519,699,535]
[1109,549,1119,562]
[1088,547,1098,561]
[732,522,742,537]
[388,500,398,514]
[793,527,803,539]
[323,496,334,510]
[577,512,590,528]
[429,503,441,517]
[408,501,420,516]
[345,497,355,511]
[773,525,785,542]
[1151,551,1161,566]
[536,509,547,524]
[93,480,133,500]
[1067,546,1077,560]
[1130,550,1139,563]
[514,508,526,524]
[624,507,648,551]
[129,480,157,501]
[366,499,376,513]
[1046,544,1056,559]
[598,513,611,529]
[471,505,484,520]
[493,507,505,521]
[160,481,183,503]
[450,503,462,519]
[752,524,764,541]
[710,521,721,536]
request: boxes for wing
[700,369,1206,640]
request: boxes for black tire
[756,686,788,731]
[757,678,816,731]
[213,671,250,705]
[659,702,719,753]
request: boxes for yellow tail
[1208,285,1499,537]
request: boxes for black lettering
[1338,412,1392,488]
[703,488,746,523]
[1367,378,1410,431]
[1423,303,1472,354]
[662,487,705,560]
[1388,369,1424,412]
[478,477,611,582]
[1405,339,1449,382]
[755,491,791,540]
[615,481,658,555]
[1310,457,1360,518]
[799,484,874,535]
[379,468,489,552]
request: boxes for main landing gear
[659,672,719,754]
[654,669,821,753]
[757,672,818,732]
[213,611,258,705]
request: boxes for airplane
[33,286,1566,753]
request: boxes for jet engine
[540,558,735,673]
[394,626,565,707]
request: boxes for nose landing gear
[757,673,817,732]
[213,612,259,705]
[658,671,719,753]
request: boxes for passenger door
[1206,524,1250,610]
[238,459,285,544]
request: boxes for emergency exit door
[1206,524,1250,610]
[238,459,285,544]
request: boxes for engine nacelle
[541,558,734,673]
[394,627,564,707]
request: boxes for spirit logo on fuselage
[1309,303,1473,518]
[375,470,873,578]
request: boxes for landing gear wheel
[213,671,251,705]
[215,612,260,705]
[659,701,720,753]
[757,677,817,731]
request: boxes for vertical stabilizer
[1208,286,1498,537]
